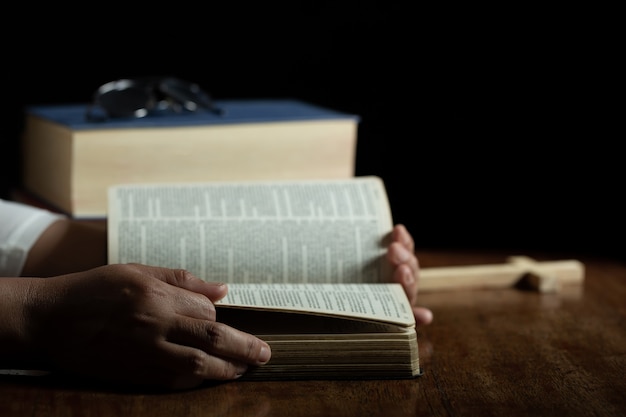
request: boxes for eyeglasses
[85,77,224,121]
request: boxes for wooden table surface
[2,249,625,417]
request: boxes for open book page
[108,176,393,284]
[217,283,415,327]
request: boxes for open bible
[107,176,420,379]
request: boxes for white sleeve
[0,199,66,276]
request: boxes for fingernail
[258,346,271,364]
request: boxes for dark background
[2,4,621,258]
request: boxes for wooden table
[2,249,625,417]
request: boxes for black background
[2,4,621,258]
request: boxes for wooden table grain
[2,249,625,417]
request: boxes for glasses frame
[85,76,224,122]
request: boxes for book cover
[26,99,359,129]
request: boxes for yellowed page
[216,283,415,326]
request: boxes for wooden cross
[419,256,584,293]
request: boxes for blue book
[21,99,360,218]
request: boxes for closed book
[21,99,359,219]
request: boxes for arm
[0,199,107,277]
[0,263,271,390]
[21,219,108,277]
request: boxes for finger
[161,341,249,385]
[170,287,219,321]
[120,342,250,390]
[392,265,433,326]
[388,225,420,300]
[413,306,434,327]
[143,264,229,302]
[387,241,419,279]
[167,316,272,366]
[119,264,219,320]
[393,263,418,305]
[207,321,271,366]
[392,224,415,253]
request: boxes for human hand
[387,224,434,326]
[25,263,271,390]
